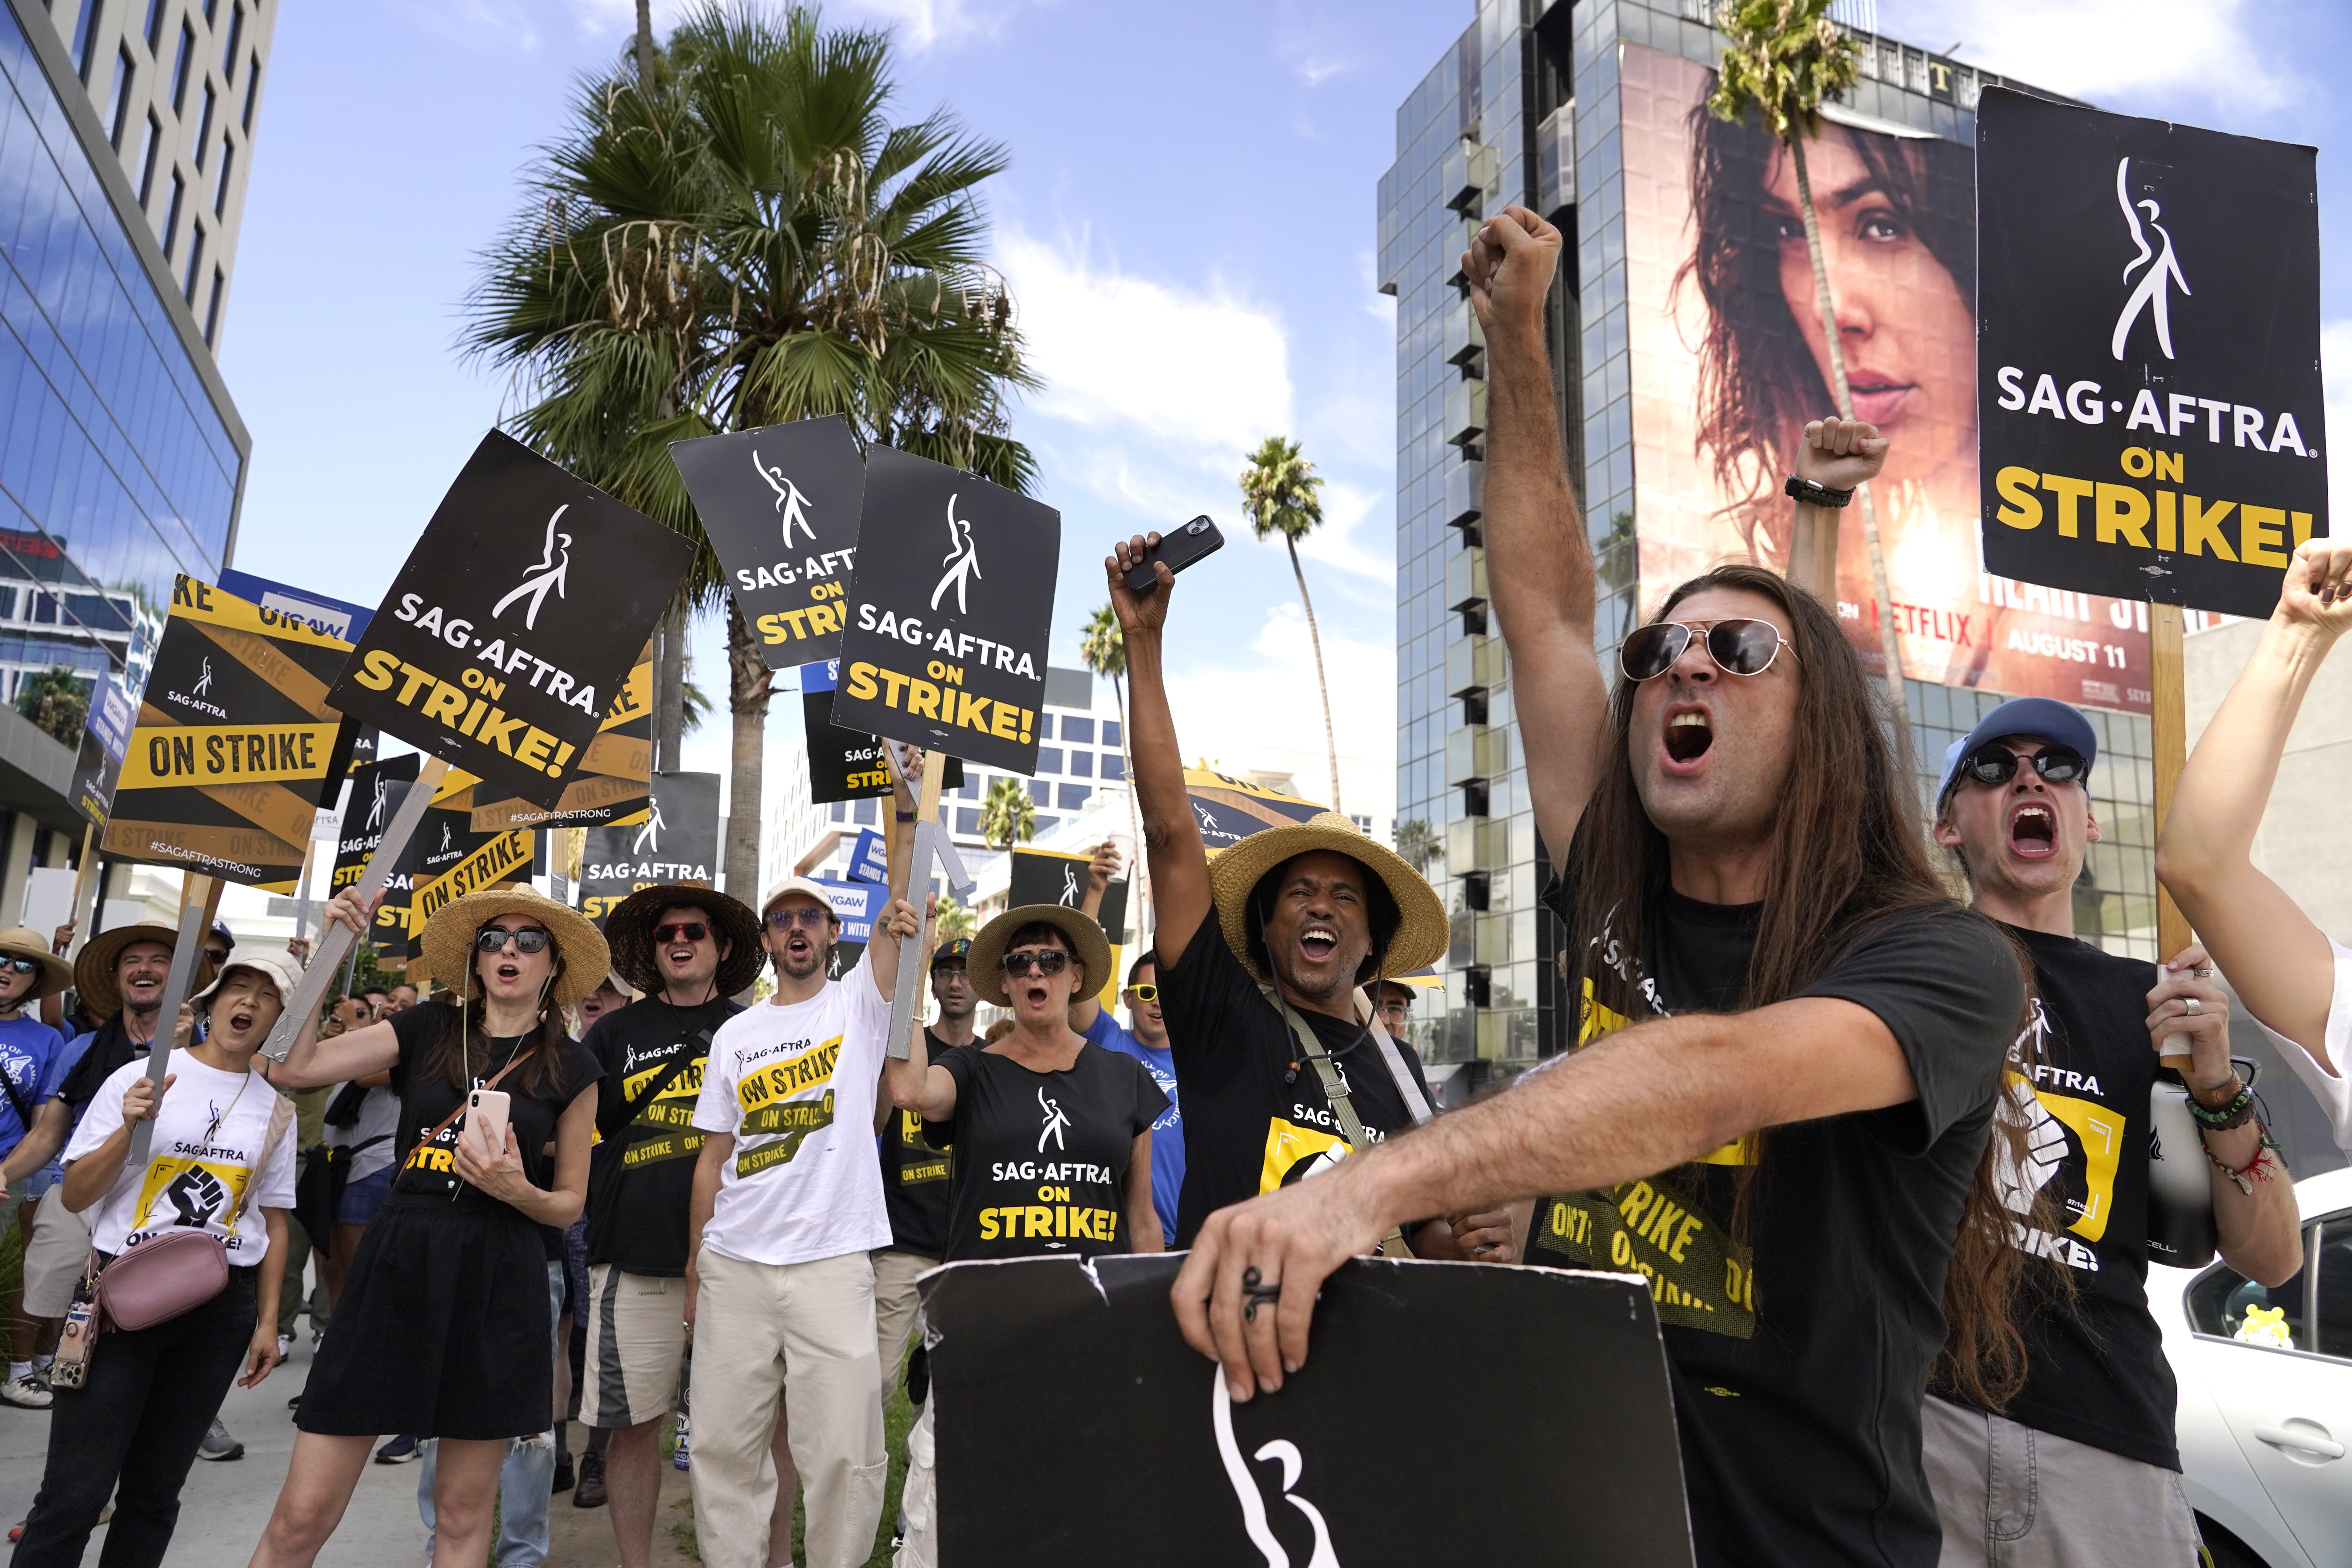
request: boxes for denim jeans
[418,1261,565,1568]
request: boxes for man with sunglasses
[1920,698,2301,1566]
[575,884,760,1568]
[686,876,920,1568]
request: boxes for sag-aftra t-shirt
[692,960,892,1269]
[67,1056,299,1265]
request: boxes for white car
[2150,1165,2352,1568]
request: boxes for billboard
[1617,44,2158,711]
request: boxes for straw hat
[74,922,212,1021]
[967,904,1114,1008]
[604,882,764,998]
[418,886,611,1009]
[1205,812,1448,985]
[0,927,73,1002]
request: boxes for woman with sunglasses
[884,902,1166,1568]
[247,886,606,1568]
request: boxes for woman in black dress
[248,886,605,1568]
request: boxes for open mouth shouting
[2008,800,2058,860]
[492,956,524,986]
[1296,921,1341,971]
[1661,703,1715,774]
[665,942,698,972]
[223,1004,258,1040]
[1016,975,1053,1012]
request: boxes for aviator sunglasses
[1619,618,1797,682]
[475,926,552,955]
[768,906,833,931]
[1000,949,1071,977]
[652,922,710,944]
[1954,743,2089,788]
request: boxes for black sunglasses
[652,922,710,944]
[1619,618,1797,682]
[1,957,39,976]
[1000,949,1071,977]
[1955,744,2089,788]
[476,926,553,955]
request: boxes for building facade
[0,0,250,920]
[1382,0,2161,1080]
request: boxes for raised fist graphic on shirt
[162,1166,231,1228]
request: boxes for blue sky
[217,0,2352,809]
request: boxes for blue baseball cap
[1937,697,2099,808]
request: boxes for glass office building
[1381,0,2158,1078]
[0,0,246,857]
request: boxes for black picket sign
[924,1254,1693,1568]
[798,659,965,805]
[829,447,1058,774]
[577,771,722,926]
[1977,89,2328,617]
[334,753,421,962]
[1007,848,1127,944]
[670,416,866,669]
[327,431,693,809]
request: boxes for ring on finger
[2194,967,2213,979]
[2185,996,2201,1015]
[1240,1265,1283,1323]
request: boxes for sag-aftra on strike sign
[1978,89,2328,618]
[669,415,866,667]
[328,432,693,809]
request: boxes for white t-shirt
[693,956,892,1268]
[2253,934,2352,1156]
[65,1056,299,1267]
[330,1083,401,1183]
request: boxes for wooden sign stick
[2149,601,2194,1068]
[125,871,219,1169]
[262,756,450,1061]
[64,824,96,952]
[880,746,965,1060]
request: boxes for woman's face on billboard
[1760,127,1975,492]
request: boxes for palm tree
[14,667,88,747]
[978,776,1035,852]
[465,1,1037,904]
[1394,817,1440,877]
[1708,0,1912,760]
[934,897,977,941]
[1240,436,1341,815]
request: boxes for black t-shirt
[878,1029,962,1259]
[930,1041,1165,1263]
[58,1016,142,1119]
[386,1003,602,1215]
[1528,880,2018,1568]
[581,995,742,1276]
[1932,925,2176,1469]
[1156,916,1437,1246]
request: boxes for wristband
[895,811,916,823]
[1784,475,1853,508]
[2187,1077,2255,1131]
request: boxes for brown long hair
[420,944,573,1100]
[1679,90,1976,564]
[1562,564,2042,1407]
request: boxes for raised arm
[866,898,920,1004]
[2158,538,2352,1065]
[1068,840,1122,1034]
[1108,536,1213,968]
[884,995,958,1123]
[1464,208,1609,875]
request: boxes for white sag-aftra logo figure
[1036,1088,1070,1153]
[2110,156,2191,362]
[365,774,389,832]
[1212,1371,1342,1568]
[930,495,983,615]
[1058,864,1080,907]
[633,802,665,857]
[494,505,572,631]
[192,657,214,698]
[754,450,816,548]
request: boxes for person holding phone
[246,887,605,1568]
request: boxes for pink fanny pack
[94,1229,230,1331]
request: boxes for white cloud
[1161,603,1395,802]
[1882,0,2290,105]
[998,224,1295,492]
[2323,319,2352,525]
[828,0,1027,49]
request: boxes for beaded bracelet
[2186,1078,2256,1132]
[2205,1125,2283,1198]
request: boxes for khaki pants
[690,1246,885,1568]
[21,1187,89,1319]
[891,1400,938,1568]
[1921,1393,2201,1567]
[870,1249,935,1406]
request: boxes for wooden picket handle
[64,824,97,955]
[125,871,222,1169]
[2149,601,2194,1069]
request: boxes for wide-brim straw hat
[0,927,73,1002]
[604,882,764,998]
[967,904,1114,1009]
[74,922,213,1020]
[1206,811,1448,985]
[419,886,611,1009]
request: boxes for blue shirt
[1082,1007,1180,1247]
[0,1014,66,1157]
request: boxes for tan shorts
[583,1265,689,1430]
[22,1187,90,1319]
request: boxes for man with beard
[579,884,764,1566]
[1922,699,2301,1565]
[685,877,918,1568]
[1,925,206,1413]
[874,938,972,1405]
[1110,552,1515,1265]
[1171,206,2030,1568]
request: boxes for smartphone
[1124,515,1226,592]
[50,1299,95,1389]
[466,1089,512,1156]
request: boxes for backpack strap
[1267,992,1414,1260]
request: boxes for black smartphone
[1124,515,1226,592]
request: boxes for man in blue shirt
[1067,846,1180,1248]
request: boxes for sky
[214,0,2352,825]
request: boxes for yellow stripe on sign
[407,830,536,935]
[117,723,344,789]
[169,575,353,651]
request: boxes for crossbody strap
[1269,993,1414,1261]
[622,1025,719,1134]
[419,1048,537,1149]
[232,1092,298,1227]
[0,1062,35,1138]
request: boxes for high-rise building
[1382,0,2162,1080]
[0,0,251,915]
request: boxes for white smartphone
[465,1089,512,1157]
